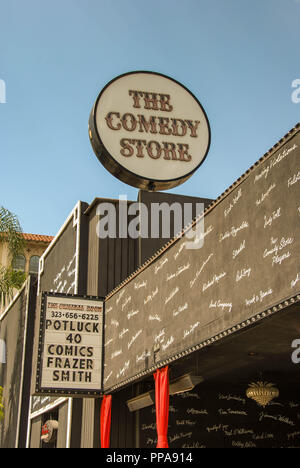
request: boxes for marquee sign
[89,71,211,191]
[35,293,104,397]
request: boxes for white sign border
[35,292,104,398]
[89,70,211,191]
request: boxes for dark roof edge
[84,196,136,216]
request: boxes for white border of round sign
[89,71,211,191]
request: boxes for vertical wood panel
[70,398,83,448]
[57,401,68,448]
[87,210,99,296]
[77,203,89,295]
[30,416,42,448]
[121,236,129,283]
[107,237,115,293]
[128,236,135,279]
[93,398,101,448]
[115,237,122,287]
[88,201,139,297]
[80,399,95,448]
[110,386,135,448]
[98,237,108,297]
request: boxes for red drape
[154,366,169,448]
[100,395,112,448]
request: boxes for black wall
[139,380,300,449]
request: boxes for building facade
[0,233,53,313]
[0,233,53,276]
[0,123,299,448]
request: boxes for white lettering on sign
[39,296,103,393]
[209,300,233,313]
[288,171,300,187]
[236,267,251,282]
[254,144,298,184]
[232,240,246,259]
[263,236,294,267]
[224,189,242,218]
[219,221,249,242]
[263,207,281,229]
[203,271,227,292]
[245,287,273,306]
[291,273,300,289]
[255,183,276,206]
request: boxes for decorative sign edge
[88,70,211,191]
[35,292,105,398]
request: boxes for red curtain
[154,366,169,448]
[100,395,112,448]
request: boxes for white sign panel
[89,71,211,191]
[36,293,103,396]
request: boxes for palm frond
[0,266,27,299]
[0,206,25,262]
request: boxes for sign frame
[35,292,105,397]
[89,70,211,191]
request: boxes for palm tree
[0,206,27,308]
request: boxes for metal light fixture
[126,391,155,412]
[169,373,204,395]
[126,373,203,412]
[246,381,279,407]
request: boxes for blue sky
[0,0,299,236]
